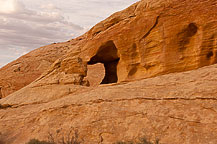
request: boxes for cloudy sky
[0,0,139,68]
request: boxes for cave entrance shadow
[88,40,120,84]
[0,87,2,99]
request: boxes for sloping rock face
[0,0,217,144]
[0,64,217,144]
[1,0,217,99]
[0,38,84,98]
[1,0,217,107]
[36,0,217,87]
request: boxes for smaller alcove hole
[87,40,120,85]
[207,51,214,59]
[187,23,198,36]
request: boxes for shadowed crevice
[88,41,120,84]
[0,87,2,99]
[178,23,198,51]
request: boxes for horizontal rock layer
[1,0,217,98]
[0,0,217,144]
[0,64,217,144]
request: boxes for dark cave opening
[88,40,120,84]
[0,87,2,99]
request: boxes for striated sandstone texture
[0,37,85,98]
[0,0,217,144]
[0,64,217,144]
[1,0,217,105]
[25,0,217,90]
[0,0,217,98]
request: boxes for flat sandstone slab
[0,64,217,144]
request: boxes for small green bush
[26,139,52,144]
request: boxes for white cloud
[0,0,139,68]
[0,0,16,13]
[40,3,59,10]
[0,0,25,14]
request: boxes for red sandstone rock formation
[0,37,85,98]
[49,0,217,86]
[0,0,217,143]
[1,0,217,98]
[0,64,217,144]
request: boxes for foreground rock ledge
[0,0,217,143]
[1,0,217,98]
[0,64,217,144]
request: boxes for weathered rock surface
[1,0,217,105]
[26,0,217,90]
[1,0,217,98]
[0,64,217,144]
[0,38,84,98]
[0,0,217,144]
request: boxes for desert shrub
[27,129,159,144]
[26,139,52,144]
[115,142,133,144]
[27,128,82,144]
[137,137,159,144]
[48,129,81,144]
[115,137,160,144]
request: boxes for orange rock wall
[0,0,217,97]
[80,0,217,82]
[0,38,83,98]
[0,0,217,143]
[37,0,217,86]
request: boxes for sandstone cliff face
[0,0,217,98]
[1,0,217,105]
[0,0,217,144]
[0,37,84,98]
[0,64,217,144]
[28,0,217,89]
